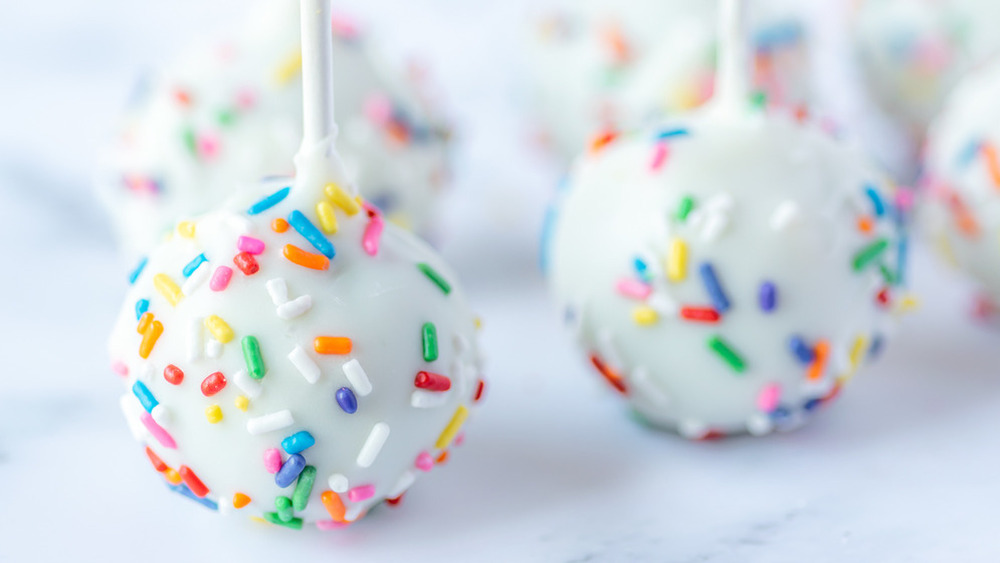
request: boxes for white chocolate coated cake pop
[922,59,1000,303]
[546,0,910,438]
[108,1,483,529]
[99,1,450,258]
[853,0,1000,134]
[526,0,812,159]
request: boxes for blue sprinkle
[655,127,690,140]
[956,140,982,170]
[788,336,816,365]
[135,299,149,320]
[281,431,316,455]
[131,380,158,413]
[698,263,731,314]
[896,236,909,287]
[247,186,291,215]
[539,206,557,274]
[803,398,823,412]
[129,257,148,285]
[633,257,652,282]
[759,281,777,313]
[336,387,358,414]
[754,21,803,53]
[275,454,306,488]
[181,253,207,278]
[868,335,885,361]
[167,483,218,511]
[865,185,885,217]
[770,406,793,424]
[288,210,335,258]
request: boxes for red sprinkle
[680,307,721,323]
[590,355,627,395]
[145,446,167,472]
[385,494,405,506]
[233,252,260,275]
[201,372,227,396]
[414,371,451,392]
[473,379,486,402]
[163,364,184,385]
[876,288,891,308]
[178,466,210,497]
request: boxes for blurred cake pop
[100,1,450,257]
[526,0,812,159]
[853,0,1000,135]
[108,0,483,529]
[546,0,909,438]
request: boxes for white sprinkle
[770,201,802,232]
[217,494,234,516]
[246,410,294,435]
[705,192,734,212]
[747,414,774,436]
[450,360,475,396]
[345,504,366,522]
[288,346,321,384]
[678,420,709,440]
[453,334,470,353]
[265,278,289,306]
[234,369,262,399]
[596,329,624,371]
[151,404,172,428]
[356,422,390,468]
[411,389,449,409]
[119,394,146,441]
[186,317,203,362]
[277,295,313,319]
[342,359,372,396]
[206,337,222,359]
[647,293,678,316]
[631,367,670,406]
[182,261,211,295]
[137,363,155,384]
[700,213,729,242]
[327,473,349,493]
[386,470,416,499]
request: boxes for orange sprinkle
[589,130,618,154]
[589,354,627,395]
[283,244,330,270]
[320,490,347,522]
[807,340,830,381]
[137,312,153,335]
[982,142,1000,189]
[600,23,630,63]
[436,450,449,464]
[314,336,352,355]
[139,320,163,360]
[145,446,167,472]
[163,468,182,485]
[271,218,289,233]
[233,493,252,509]
[856,215,875,234]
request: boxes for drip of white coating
[709,0,750,120]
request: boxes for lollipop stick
[299,0,336,152]
[713,0,750,115]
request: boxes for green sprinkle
[275,496,294,523]
[422,322,439,362]
[676,196,695,222]
[708,336,746,373]
[182,128,198,156]
[217,109,236,126]
[750,91,768,110]
[417,263,451,295]
[879,263,897,286]
[291,466,316,512]
[242,336,266,380]
[852,239,889,272]
[263,511,303,530]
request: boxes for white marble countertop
[1,1,998,561]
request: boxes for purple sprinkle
[336,387,358,414]
[759,281,777,313]
[698,263,731,314]
[788,335,815,365]
[274,454,306,488]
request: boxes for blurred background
[1,0,999,561]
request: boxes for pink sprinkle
[235,88,257,110]
[650,142,669,171]
[895,188,915,212]
[197,133,220,160]
[140,412,177,449]
[364,94,393,126]
[111,361,129,377]
[756,383,782,413]
[210,266,233,291]
[616,278,652,300]
[348,484,375,503]
[331,14,360,39]
[414,451,434,472]
[263,448,282,474]
[316,519,352,530]
[453,432,465,447]
[237,235,265,255]
[362,214,384,256]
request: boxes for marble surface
[1,0,998,561]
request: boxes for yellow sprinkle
[325,184,361,216]
[205,404,223,424]
[666,238,688,282]
[387,213,411,230]
[163,468,182,485]
[204,315,235,344]
[234,395,249,412]
[435,405,469,450]
[153,273,184,306]
[670,81,702,111]
[274,50,302,85]
[633,306,659,326]
[934,234,958,269]
[838,335,869,383]
[316,200,338,234]
[474,317,483,330]
[250,516,268,525]
[177,221,196,239]
[895,293,921,315]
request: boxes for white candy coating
[547,106,907,437]
[853,0,1000,133]
[99,2,450,257]
[525,0,812,159]
[922,58,1000,301]
[109,172,483,526]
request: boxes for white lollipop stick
[299,0,336,152]
[712,0,750,117]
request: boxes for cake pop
[546,0,909,438]
[108,0,483,528]
[99,1,450,258]
[526,0,812,159]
